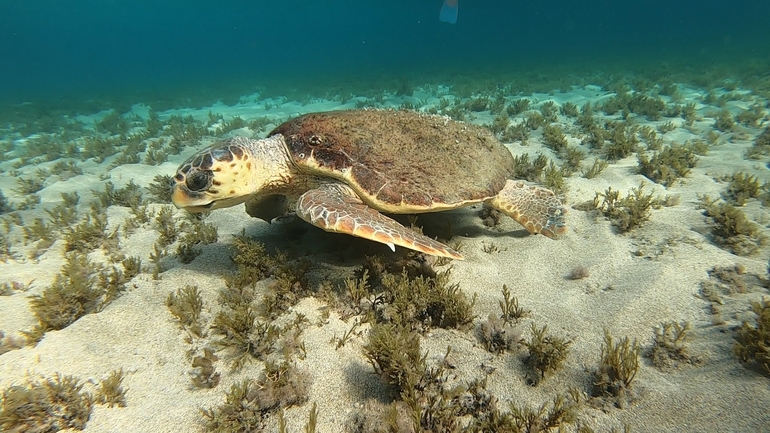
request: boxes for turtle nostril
[186,171,211,192]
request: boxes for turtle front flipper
[488,180,567,238]
[297,183,463,260]
[245,194,288,223]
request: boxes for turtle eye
[186,171,211,192]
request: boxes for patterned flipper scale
[296,183,463,260]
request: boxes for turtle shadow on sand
[343,360,398,403]
[259,206,532,262]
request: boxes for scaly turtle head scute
[172,136,289,212]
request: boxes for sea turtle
[171,109,566,259]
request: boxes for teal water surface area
[1,1,769,107]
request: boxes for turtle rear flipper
[297,183,463,260]
[488,180,567,238]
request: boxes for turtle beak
[171,184,214,212]
[172,182,251,212]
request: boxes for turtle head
[172,138,273,212]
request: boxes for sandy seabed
[1,85,769,432]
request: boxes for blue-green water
[3,3,770,432]
[2,1,769,107]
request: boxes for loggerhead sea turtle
[171,109,566,259]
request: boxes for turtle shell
[269,109,515,213]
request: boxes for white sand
[1,85,769,432]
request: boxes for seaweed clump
[258,251,312,320]
[507,98,531,115]
[523,324,572,384]
[96,110,129,135]
[226,234,276,289]
[146,174,174,203]
[214,116,247,136]
[498,284,529,324]
[212,240,309,368]
[0,331,24,355]
[628,94,665,120]
[701,199,767,256]
[27,252,130,338]
[637,144,698,186]
[165,286,222,388]
[724,172,760,206]
[378,268,476,332]
[221,232,314,323]
[542,124,568,153]
[363,323,426,395]
[166,285,205,337]
[357,328,577,432]
[94,369,127,408]
[154,206,180,247]
[333,257,474,357]
[713,109,734,132]
[682,102,697,126]
[649,321,700,369]
[165,114,207,146]
[63,211,108,253]
[356,325,446,431]
[201,360,312,432]
[190,349,221,389]
[560,102,579,117]
[463,96,489,112]
[746,127,770,159]
[478,284,527,353]
[733,297,770,375]
[581,159,609,179]
[501,122,530,144]
[0,235,11,263]
[592,330,641,408]
[603,121,640,161]
[0,374,93,432]
[592,183,659,233]
[525,112,546,130]
[14,176,45,195]
[541,161,568,195]
[0,190,14,214]
[93,180,143,208]
[539,101,559,122]
[602,92,666,120]
[478,315,521,354]
[487,113,510,138]
[30,254,106,331]
[175,216,218,264]
[211,301,279,370]
[736,104,765,127]
[511,153,549,182]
